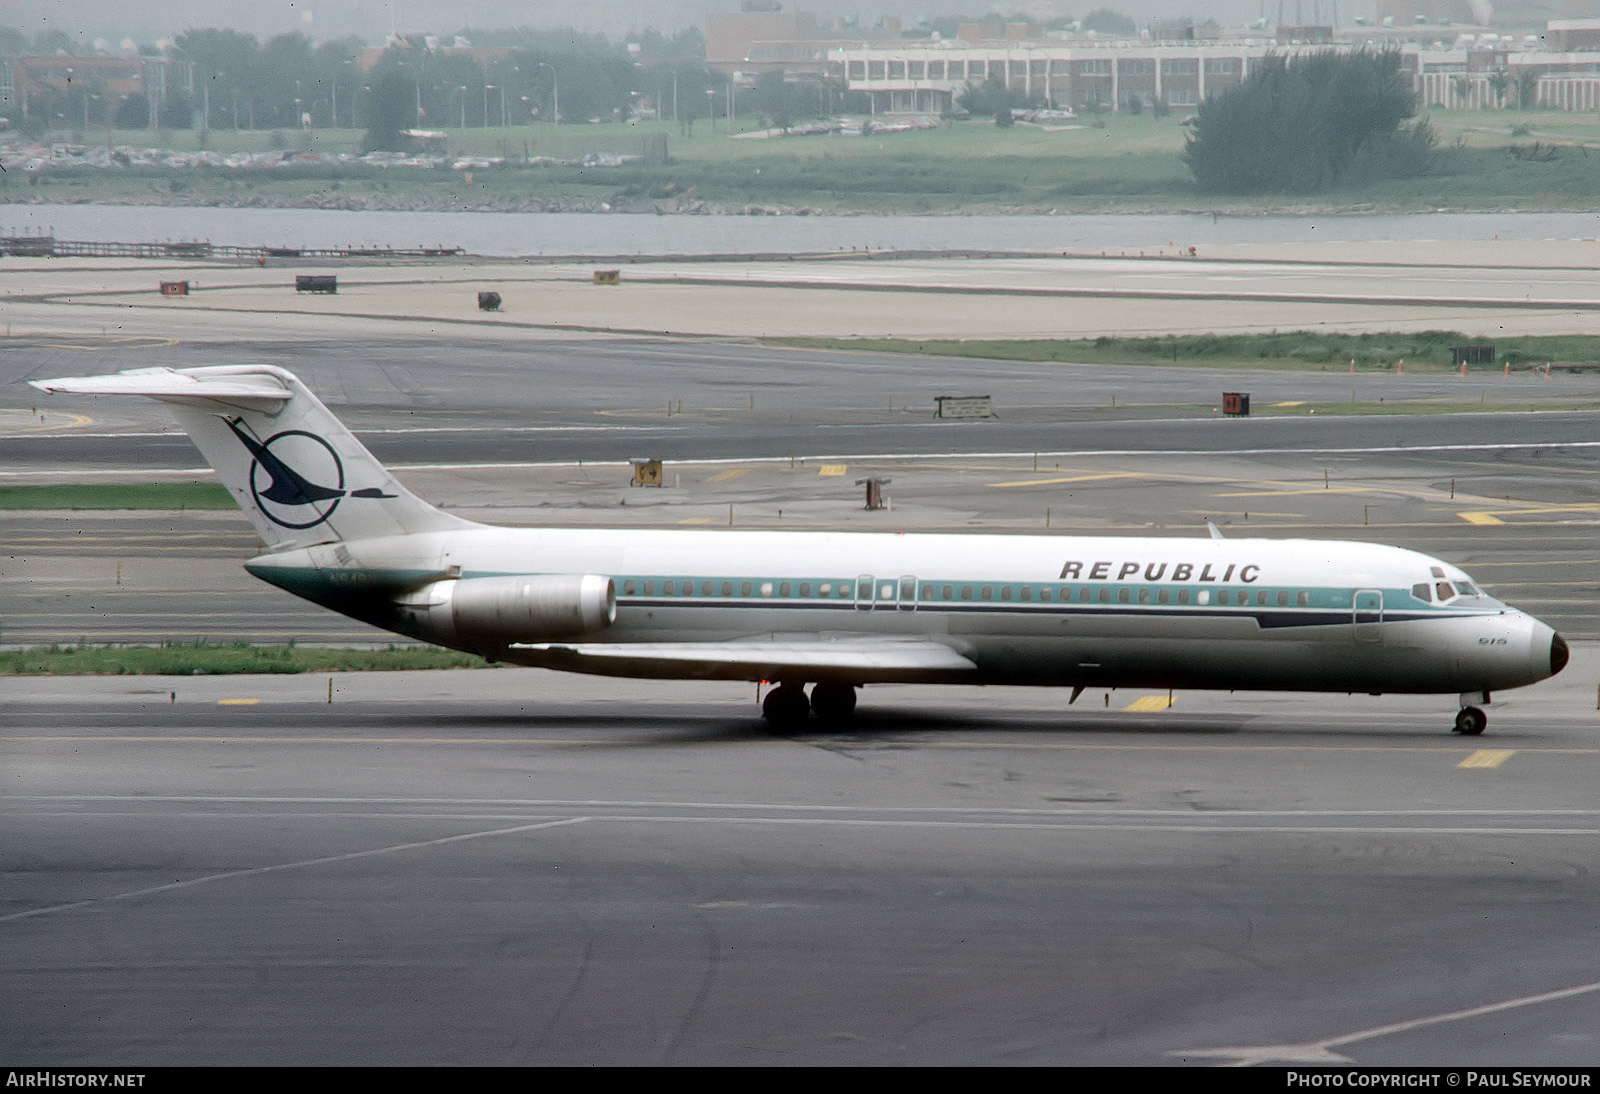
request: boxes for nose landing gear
[1453,691,1490,736]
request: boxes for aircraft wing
[511,635,979,681]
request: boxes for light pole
[457,85,467,129]
[483,84,494,128]
[706,87,716,130]
[537,62,558,124]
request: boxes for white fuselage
[245,525,1562,695]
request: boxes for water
[1,205,1598,257]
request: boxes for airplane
[31,364,1569,735]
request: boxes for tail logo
[227,419,393,529]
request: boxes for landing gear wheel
[762,684,811,730]
[1454,706,1488,736]
[810,682,858,723]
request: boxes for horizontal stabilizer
[30,366,292,408]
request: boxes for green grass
[0,482,235,510]
[773,331,1600,371]
[0,641,491,675]
[34,111,1600,211]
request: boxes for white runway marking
[1177,979,1600,1066]
[0,815,589,924]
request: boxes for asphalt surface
[3,251,1599,1066]
[4,664,1600,1065]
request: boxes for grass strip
[772,331,1600,371]
[0,642,491,675]
[0,482,236,510]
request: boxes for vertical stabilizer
[30,365,475,550]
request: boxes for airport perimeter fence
[0,236,467,262]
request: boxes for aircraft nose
[1526,617,1568,682]
[1550,631,1570,677]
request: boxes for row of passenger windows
[619,578,1314,608]
[623,578,854,598]
[924,584,1310,607]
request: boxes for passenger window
[741,582,753,596]
[800,582,811,597]
[722,582,734,596]
[1178,589,1190,605]
[623,580,636,595]
[780,582,791,596]
[644,580,655,595]
[1258,591,1269,607]
[1040,588,1052,603]
[943,585,954,599]
[961,586,973,601]
[1276,591,1288,607]
[701,581,713,596]
[1138,588,1150,603]
[819,583,831,596]
[1158,589,1169,604]
[1217,590,1229,605]
[1098,588,1110,603]
[1000,586,1012,602]
[981,586,993,601]
[664,580,675,595]
[1297,591,1308,606]
[840,583,851,597]
[1020,586,1032,602]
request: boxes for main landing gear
[762,681,858,730]
[1453,691,1489,736]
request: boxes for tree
[1516,67,1543,110]
[1184,51,1433,194]
[957,77,1027,117]
[1487,69,1511,109]
[362,63,416,152]
[1082,9,1138,35]
[752,70,805,131]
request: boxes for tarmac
[8,236,1600,341]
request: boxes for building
[829,27,1600,114]
[833,35,1264,114]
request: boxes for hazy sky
[5,0,1280,46]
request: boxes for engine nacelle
[395,574,615,647]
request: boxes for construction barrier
[935,395,993,419]
[630,458,663,487]
[295,275,337,294]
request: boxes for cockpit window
[1456,580,1482,597]
[1412,583,1431,602]
[1435,582,1456,601]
